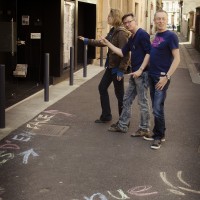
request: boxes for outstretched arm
[78,36,84,41]
[100,37,124,57]
[78,35,105,47]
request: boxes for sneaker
[111,121,130,128]
[151,139,161,150]
[143,134,166,142]
[110,122,119,128]
[131,128,150,137]
[108,124,127,133]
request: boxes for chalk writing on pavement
[70,171,200,199]
[160,171,200,195]
[0,110,73,166]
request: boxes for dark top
[122,28,151,72]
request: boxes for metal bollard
[100,47,103,67]
[83,44,87,77]
[0,64,5,128]
[70,47,74,85]
[44,53,49,102]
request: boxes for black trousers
[98,68,124,121]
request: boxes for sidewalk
[0,62,104,140]
[178,32,200,84]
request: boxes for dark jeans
[98,68,124,121]
[148,75,170,139]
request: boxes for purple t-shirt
[149,30,179,76]
[122,28,151,72]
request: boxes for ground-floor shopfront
[0,0,157,108]
[0,0,97,108]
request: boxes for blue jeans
[148,75,170,139]
[118,71,150,131]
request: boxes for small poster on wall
[63,1,75,69]
[22,15,30,25]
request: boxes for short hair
[154,9,168,18]
[122,13,135,22]
[109,9,123,27]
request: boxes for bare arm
[100,37,123,57]
[139,54,150,71]
[166,48,180,77]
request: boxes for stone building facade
[179,0,200,51]
[94,0,158,57]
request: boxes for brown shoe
[108,124,128,133]
[131,128,150,137]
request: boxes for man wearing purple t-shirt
[143,10,180,150]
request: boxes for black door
[77,1,96,67]
[0,0,17,78]
[0,0,44,108]
[17,0,43,83]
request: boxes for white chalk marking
[160,172,177,189]
[107,189,130,199]
[12,132,35,142]
[177,171,191,187]
[19,149,39,164]
[84,193,107,200]
[179,187,200,194]
[168,189,185,196]
[0,187,5,195]
[0,151,14,165]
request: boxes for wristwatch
[165,74,170,80]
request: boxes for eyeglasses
[123,19,134,25]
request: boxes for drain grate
[30,124,70,136]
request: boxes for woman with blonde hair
[78,9,130,123]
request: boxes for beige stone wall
[97,0,158,34]
[181,0,200,39]
[183,0,200,15]
[95,0,158,58]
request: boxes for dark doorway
[0,0,17,80]
[0,0,44,108]
[16,0,43,83]
[195,8,200,52]
[77,1,96,66]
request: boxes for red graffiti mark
[43,110,74,117]
[127,185,158,196]
[0,140,20,150]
